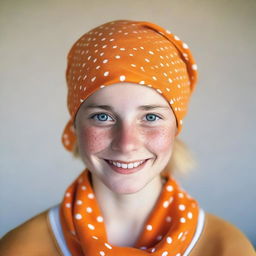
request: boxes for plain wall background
[1,0,255,246]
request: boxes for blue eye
[91,113,113,122]
[90,113,161,123]
[145,114,161,122]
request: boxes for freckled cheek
[145,127,175,153]
[77,127,111,153]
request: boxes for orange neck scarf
[60,169,200,255]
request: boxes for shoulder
[0,209,61,256]
[190,212,255,256]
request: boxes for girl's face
[74,83,177,194]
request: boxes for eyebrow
[84,104,170,111]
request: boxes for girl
[0,19,254,256]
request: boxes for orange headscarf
[62,19,198,152]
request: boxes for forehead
[82,82,171,107]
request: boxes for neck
[92,175,162,226]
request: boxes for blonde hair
[71,137,197,175]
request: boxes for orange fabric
[60,169,200,255]
[62,19,198,152]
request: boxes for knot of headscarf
[61,19,198,152]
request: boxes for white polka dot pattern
[60,168,200,256]
[61,19,198,152]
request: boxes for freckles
[79,127,111,153]
[146,127,175,152]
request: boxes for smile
[104,159,149,174]
[107,159,146,169]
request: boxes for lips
[107,159,146,168]
[104,159,148,165]
[104,159,149,175]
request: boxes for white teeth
[133,162,139,168]
[109,160,145,169]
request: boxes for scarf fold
[60,169,200,256]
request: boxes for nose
[111,122,142,153]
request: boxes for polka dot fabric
[60,169,200,255]
[62,19,198,152]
